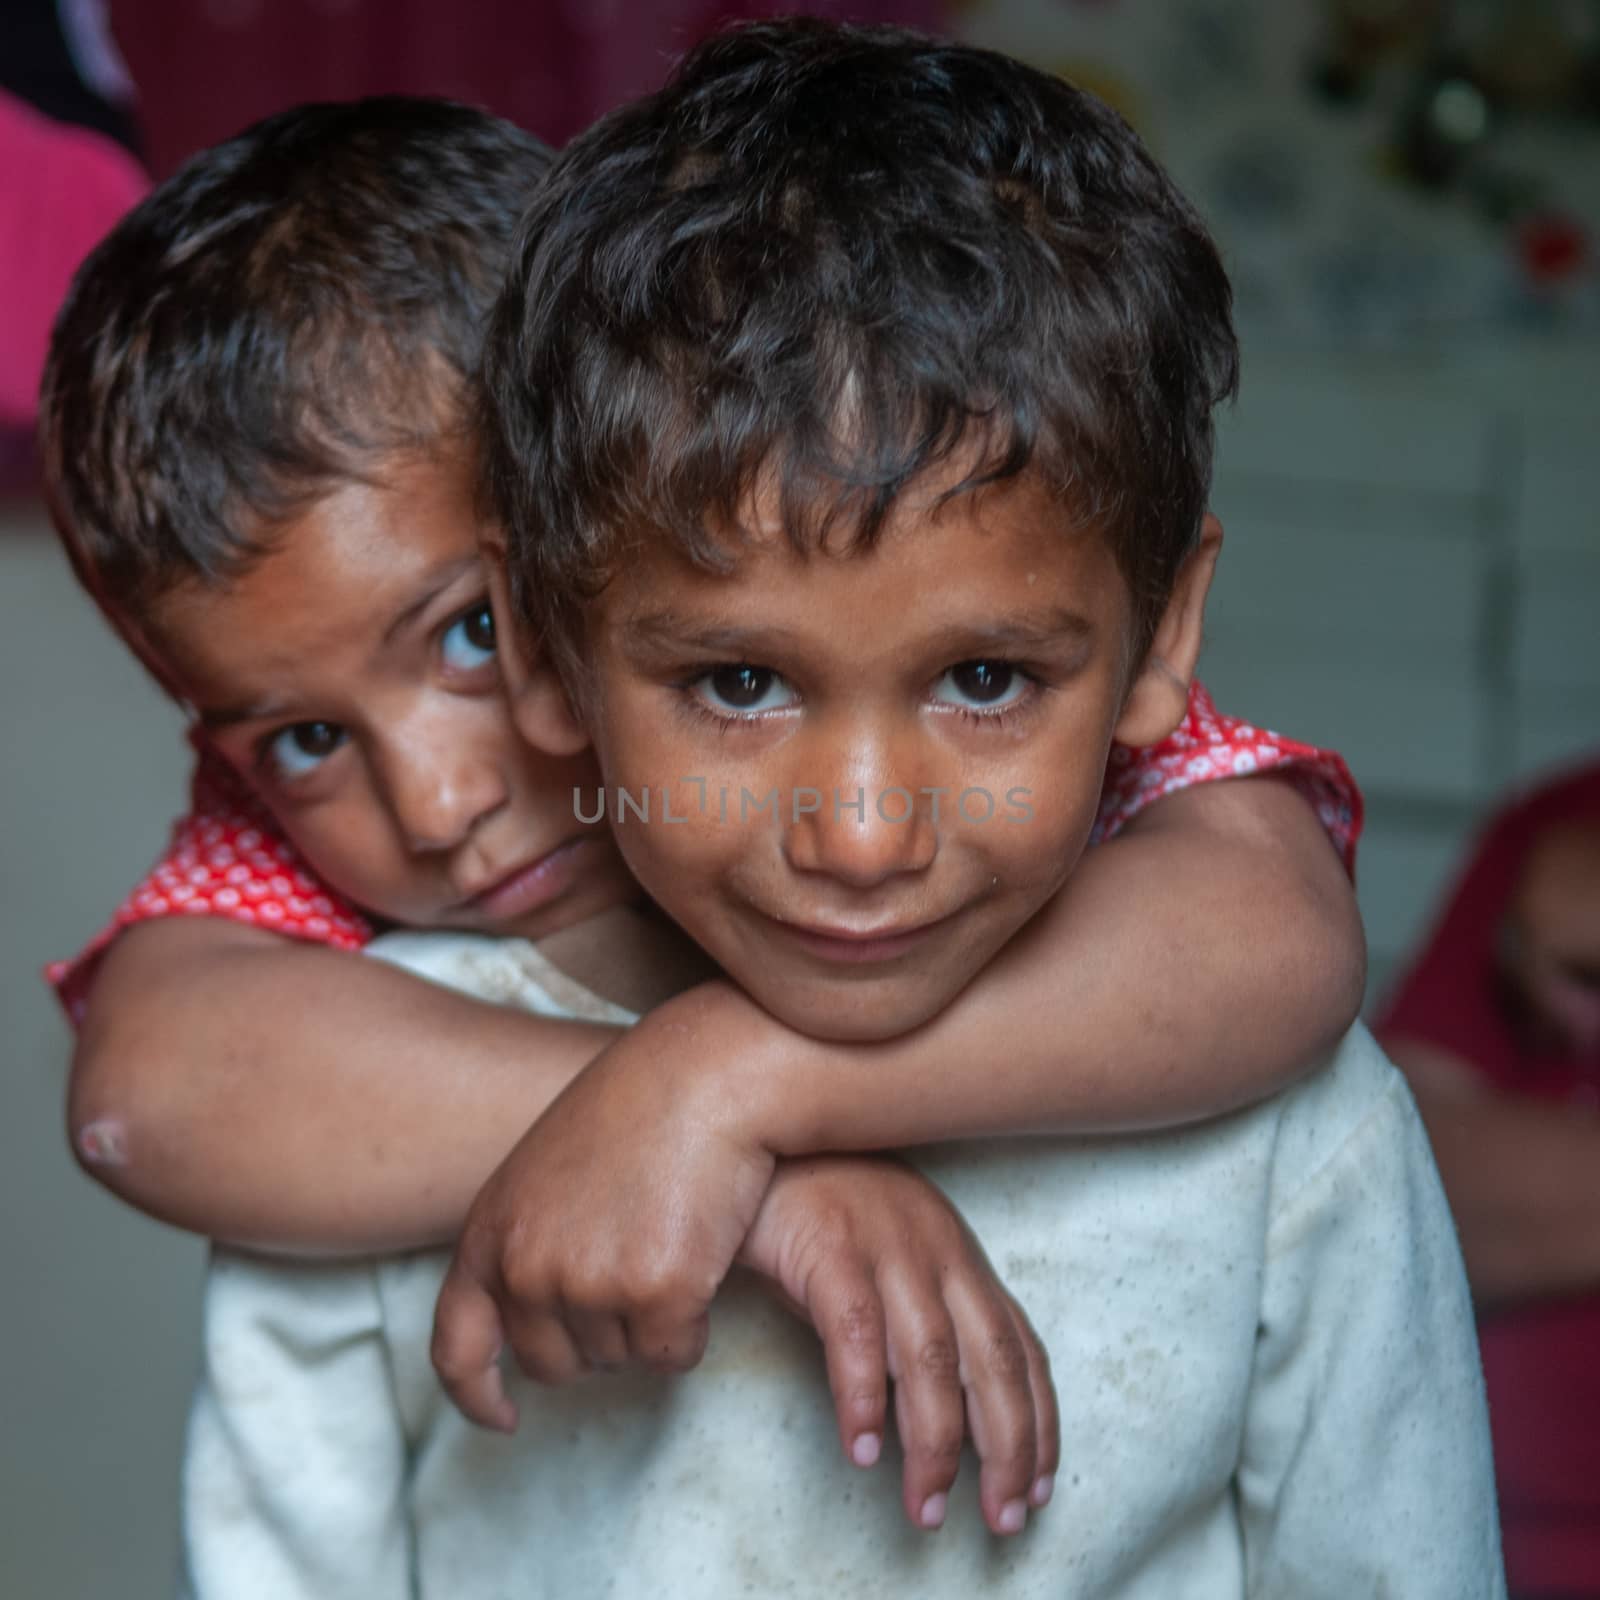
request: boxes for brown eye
[949,661,1015,702]
[465,605,495,651]
[693,664,797,717]
[292,721,343,755]
[442,604,497,671]
[266,720,346,779]
[710,665,776,707]
[934,661,1029,714]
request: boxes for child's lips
[768,911,953,965]
[460,838,587,925]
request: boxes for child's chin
[745,973,962,1045]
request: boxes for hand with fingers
[430,1022,778,1431]
[737,1154,1059,1538]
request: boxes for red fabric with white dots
[46,730,372,1025]
[1093,681,1361,870]
[48,680,1361,1024]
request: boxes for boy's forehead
[592,463,1132,665]
[145,448,488,707]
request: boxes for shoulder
[1094,679,1362,872]
[1260,1024,1442,1255]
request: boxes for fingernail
[920,1492,948,1529]
[997,1498,1028,1534]
[851,1432,881,1467]
[1030,1473,1055,1507]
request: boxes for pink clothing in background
[0,87,147,432]
[110,1,947,175]
[1379,762,1600,1597]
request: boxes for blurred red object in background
[111,0,946,175]
[1517,211,1589,286]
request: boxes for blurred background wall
[2,2,1596,1595]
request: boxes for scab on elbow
[66,1046,133,1175]
[73,1116,130,1169]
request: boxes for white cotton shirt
[181,930,1506,1599]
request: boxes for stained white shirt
[181,930,1505,1599]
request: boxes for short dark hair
[41,95,551,616]
[485,18,1238,678]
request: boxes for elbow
[1281,871,1369,1065]
[1322,889,1369,1044]
[65,1025,149,1193]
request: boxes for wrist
[643,979,826,1157]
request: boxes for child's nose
[781,753,938,888]
[385,749,507,854]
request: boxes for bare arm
[74,774,1356,1253]
[67,917,619,1253]
[650,771,1366,1153]
[1387,1036,1600,1309]
[76,919,1064,1532]
[438,773,1367,1408]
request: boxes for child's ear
[482,535,592,759]
[1112,513,1222,748]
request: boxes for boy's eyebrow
[196,695,294,731]
[192,554,484,730]
[626,604,1096,657]
[626,609,810,658]
[380,554,483,647]
[920,608,1097,653]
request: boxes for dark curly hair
[41,95,551,617]
[484,18,1238,681]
